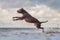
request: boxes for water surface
[0,28,60,40]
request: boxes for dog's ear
[21,8,24,10]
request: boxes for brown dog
[13,8,48,32]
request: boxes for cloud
[0,0,60,28]
[0,0,60,10]
[0,7,35,28]
[26,4,60,27]
[0,0,32,8]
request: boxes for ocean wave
[0,28,60,34]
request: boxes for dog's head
[17,8,25,14]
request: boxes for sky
[0,0,60,28]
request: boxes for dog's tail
[40,20,48,23]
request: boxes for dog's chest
[24,17,34,22]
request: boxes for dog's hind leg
[34,22,44,32]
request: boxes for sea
[0,28,60,40]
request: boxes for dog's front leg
[13,17,19,21]
[13,17,24,21]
